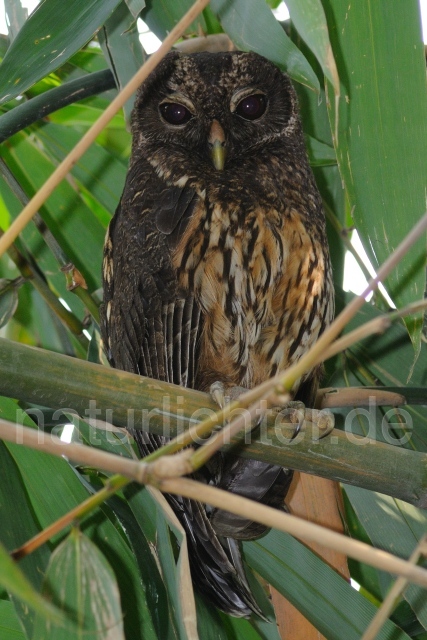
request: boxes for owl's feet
[210,381,247,408]
[272,400,335,441]
[210,382,334,441]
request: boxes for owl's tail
[134,430,274,617]
[165,492,265,618]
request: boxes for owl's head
[131,51,303,186]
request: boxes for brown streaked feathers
[101,51,334,617]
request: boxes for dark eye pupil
[160,102,192,125]
[235,94,267,120]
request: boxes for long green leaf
[0,542,63,628]
[0,398,51,637]
[0,600,28,640]
[5,440,157,639]
[324,0,427,350]
[286,0,339,93]
[345,486,427,631]
[142,0,207,41]
[0,0,122,104]
[0,130,105,296]
[37,123,128,217]
[98,1,145,122]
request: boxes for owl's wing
[101,163,263,618]
[101,161,201,388]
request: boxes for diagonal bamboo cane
[0,0,212,258]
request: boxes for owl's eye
[235,94,267,121]
[159,102,193,125]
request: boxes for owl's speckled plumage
[101,51,334,617]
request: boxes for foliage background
[0,0,426,639]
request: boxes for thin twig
[321,298,427,362]
[0,0,211,258]
[190,391,286,471]
[0,419,139,478]
[317,387,406,408]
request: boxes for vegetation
[0,1,426,639]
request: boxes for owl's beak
[208,120,226,171]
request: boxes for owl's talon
[272,401,335,441]
[210,382,249,409]
[307,408,335,439]
[210,381,226,409]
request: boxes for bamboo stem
[0,336,426,506]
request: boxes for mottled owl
[101,50,334,617]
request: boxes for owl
[101,51,334,617]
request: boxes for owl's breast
[172,198,332,389]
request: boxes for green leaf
[324,0,427,350]
[0,542,63,627]
[124,0,146,20]
[0,0,123,105]
[286,0,339,93]
[5,438,157,639]
[0,600,28,640]
[142,0,207,40]
[155,495,197,640]
[4,0,27,42]
[0,278,22,328]
[32,528,124,640]
[98,1,145,123]
[0,130,105,296]
[101,492,173,640]
[210,0,320,91]
[244,529,411,640]
[345,487,427,631]
[0,397,52,637]
[305,135,336,167]
[37,123,128,216]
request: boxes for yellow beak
[208,120,226,171]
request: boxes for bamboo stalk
[0,337,426,506]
